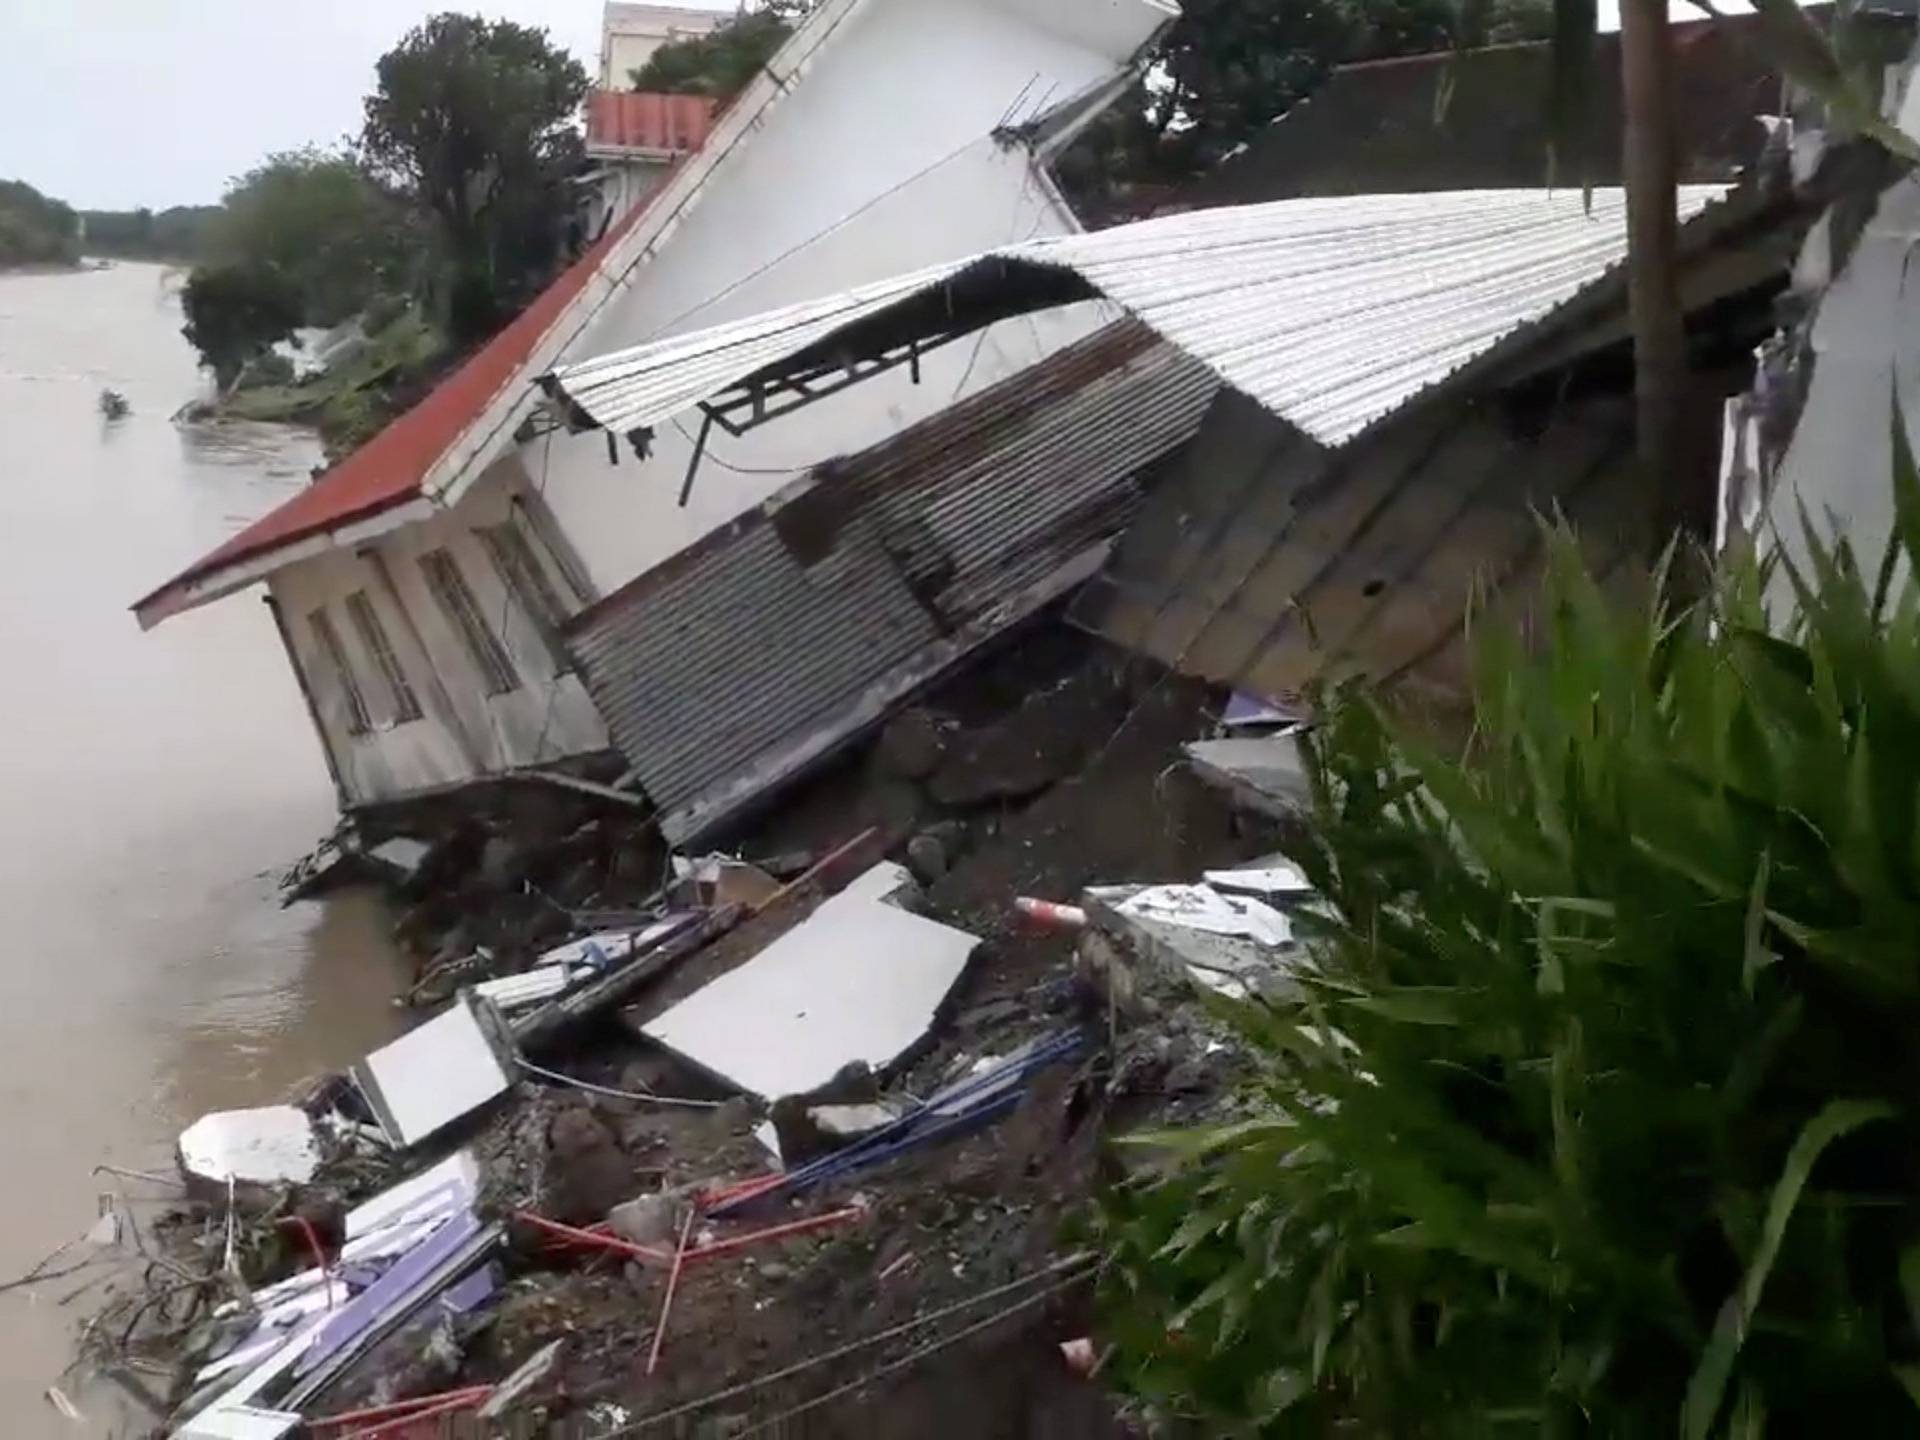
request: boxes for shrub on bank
[1094,443,1920,1436]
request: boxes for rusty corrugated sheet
[569,513,937,818]
[846,323,1221,619]
[563,322,1217,835]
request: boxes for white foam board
[354,998,510,1147]
[641,865,976,1100]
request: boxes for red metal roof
[586,90,716,155]
[134,197,658,622]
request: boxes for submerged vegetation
[1095,439,1920,1433]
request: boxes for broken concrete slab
[606,1192,681,1248]
[178,1107,319,1188]
[352,992,513,1149]
[1184,733,1313,817]
[1086,884,1308,1003]
[476,1338,565,1420]
[639,862,977,1102]
[366,837,431,886]
[1115,884,1292,947]
[1203,859,1313,898]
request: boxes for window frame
[344,590,424,725]
[308,605,372,737]
[419,547,521,697]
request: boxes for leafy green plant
[1093,437,1920,1435]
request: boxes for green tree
[0,179,78,266]
[180,263,304,390]
[628,2,811,99]
[359,13,587,339]
[78,205,219,262]
[1057,0,1553,217]
[205,150,412,326]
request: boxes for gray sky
[0,0,734,209]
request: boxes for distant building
[599,2,727,88]
[579,89,717,236]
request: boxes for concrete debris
[1087,880,1310,1002]
[1184,732,1314,816]
[351,992,513,1148]
[639,863,978,1101]
[606,1192,683,1248]
[366,837,431,886]
[1203,858,1312,897]
[178,1107,320,1188]
[475,1338,565,1420]
[811,1102,903,1138]
[1115,883,1292,947]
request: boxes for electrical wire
[517,1058,723,1111]
[728,1269,1092,1437]
[598,1255,1096,1436]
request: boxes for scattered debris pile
[53,632,1329,1435]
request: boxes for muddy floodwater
[0,262,410,1435]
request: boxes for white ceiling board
[641,869,978,1100]
[353,997,511,1148]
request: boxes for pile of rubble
[59,634,1327,1437]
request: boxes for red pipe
[514,1210,671,1265]
[700,1173,785,1207]
[753,826,879,914]
[309,1386,492,1429]
[680,1205,865,1262]
[647,1206,697,1376]
[339,1388,492,1439]
[277,1215,337,1310]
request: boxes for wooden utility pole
[1618,0,1695,547]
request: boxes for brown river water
[0,262,410,1435]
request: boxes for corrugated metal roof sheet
[585,90,716,156]
[548,185,1725,451]
[564,321,1216,838]
[571,511,940,818]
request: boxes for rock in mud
[545,1104,634,1224]
[878,707,945,780]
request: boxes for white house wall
[533,0,1142,589]
[269,459,610,807]
[1760,176,1920,580]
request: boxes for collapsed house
[539,180,1805,835]
[130,0,1176,811]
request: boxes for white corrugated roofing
[546,186,1725,449]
